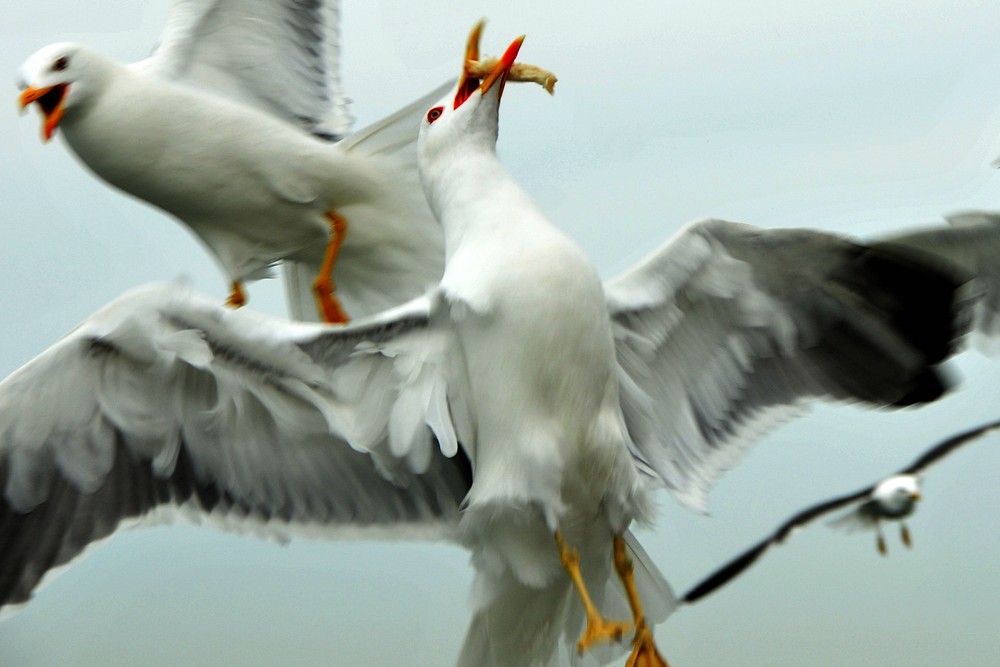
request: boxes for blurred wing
[876,211,1000,342]
[682,486,873,604]
[826,499,882,533]
[146,0,352,138]
[900,417,1000,475]
[607,218,971,511]
[0,283,470,614]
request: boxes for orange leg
[225,281,247,308]
[613,534,670,667]
[555,531,632,654]
[313,210,350,324]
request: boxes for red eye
[426,106,444,123]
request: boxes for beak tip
[18,87,38,113]
[504,36,526,65]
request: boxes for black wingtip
[311,131,343,143]
[680,542,770,604]
[890,368,952,407]
[819,242,972,408]
[853,244,971,365]
[902,417,1000,474]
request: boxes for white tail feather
[456,530,676,667]
[283,82,453,322]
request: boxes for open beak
[454,22,483,109]
[480,36,524,99]
[19,84,68,142]
[454,22,524,109]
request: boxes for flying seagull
[3,24,1000,667]
[680,418,1000,605]
[16,0,449,324]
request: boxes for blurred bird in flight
[6,16,1000,667]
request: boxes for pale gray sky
[2,1,1000,665]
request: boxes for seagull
[16,0,449,324]
[3,23,1000,667]
[680,418,1000,605]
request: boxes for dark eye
[52,56,70,72]
[426,106,443,123]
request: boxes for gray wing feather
[0,284,469,613]
[608,219,972,511]
[149,0,352,138]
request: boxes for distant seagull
[16,0,449,323]
[4,24,1000,667]
[681,419,1000,604]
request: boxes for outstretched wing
[607,218,972,512]
[900,417,1000,475]
[145,0,352,139]
[0,283,470,614]
[681,486,873,604]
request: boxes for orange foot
[225,281,247,308]
[313,276,349,324]
[578,614,632,654]
[554,532,632,653]
[625,622,670,667]
[613,534,671,667]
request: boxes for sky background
[2,1,1000,665]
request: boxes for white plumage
[5,22,1000,667]
[17,0,447,322]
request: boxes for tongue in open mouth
[20,83,68,141]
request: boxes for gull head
[18,43,100,142]
[872,474,921,518]
[417,22,524,168]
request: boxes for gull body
[860,475,922,553]
[17,1,447,321]
[415,37,668,666]
[29,45,392,288]
[869,474,921,519]
[425,107,636,530]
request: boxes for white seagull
[3,24,1000,667]
[17,0,450,324]
[680,418,1000,605]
